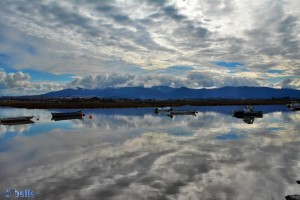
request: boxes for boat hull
[170,110,197,115]
[0,116,34,123]
[1,120,35,126]
[168,110,197,118]
[51,111,83,118]
[51,116,83,121]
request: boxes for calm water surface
[0,106,299,200]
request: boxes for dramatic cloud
[0,70,66,95]
[0,0,299,93]
[0,70,30,88]
[69,72,261,89]
[276,78,300,89]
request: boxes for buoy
[89,114,93,119]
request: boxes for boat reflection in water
[154,107,173,114]
[0,116,35,126]
[51,110,84,121]
[0,120,35,126]
[286,101,300,111]
[168,110,197,118]
[232,106,263,124]
[51,115,84,121]
[242,116,255,124]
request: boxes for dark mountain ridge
[41,86,300,99]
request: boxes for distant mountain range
[42,86,300,99]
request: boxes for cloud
[0,69,66,95]
[276,78,300,89]
[0,68,297,95]
[0,0,299,93]
[0,70,30,89]
[70,72,261,89]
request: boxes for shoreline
[0,99,293,109]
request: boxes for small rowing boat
[51,110,84,118]
[168,110,197,118]
[51,115,83,121]
[170,110,197,115]
[1,120,35,126]
[0,116,34,123]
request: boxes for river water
[0,106,299,200]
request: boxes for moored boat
[1,120,35,126]
[51,115,84,121]
[232,106,263,118]
[0,116,34,123]
[287,101,300,111]
[51,110,84,118]
[170,110,197,115]
[168,110,197,118]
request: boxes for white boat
[154,107,173,113]
[287,101,300,111]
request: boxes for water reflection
[0,120,35,126]
[0,106,299,200]
[242,116,255,124]
[51,116,84,121]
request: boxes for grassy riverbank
[0,98,293,109]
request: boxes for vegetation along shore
[0,98,297,109]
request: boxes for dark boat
[170,110,197,115]
[51,115,84,121]
[51,110,84,118]
[243,117,255,124]
[232,106,263,118]
[285,195,300,200]
[168,110,197,118]
[0,116,34,123]
[1,120,35,126]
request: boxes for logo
[3,189,12,198]
[3,189,35,198]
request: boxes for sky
[0,0,299,95]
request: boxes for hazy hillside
[42,86,300,99]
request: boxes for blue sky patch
[0,53,13,67]
[22,69,74,82]
[1,64,74,82]
[168,66,195,71]
[213,61,244,68]
[215,133,242,140]
[267,69,284,74]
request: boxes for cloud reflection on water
[0,107,299,200]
